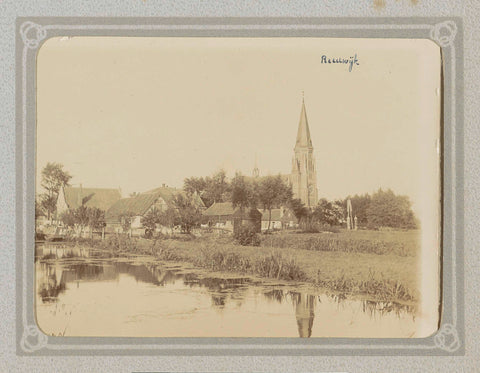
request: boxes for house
[56,185,122,216]
[260,207,297,231]
[203,202,261,233]
[105,186,205,235]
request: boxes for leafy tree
[183,170,230,208]
[158,207,180,230]
[141,208,161,237]
[87,207,105,231]
[40,162,72,219]
[74,205,90,234]
[184,177,207,196]
[366,189,417,229]
[39,194,57,221]
[119,212,136,234]
[312,198,343,226]
[230,172,256,212]
[343,193,371,227]
[257,175,293,231]
[288,198,309,224]
[60,209,77,228]
[172,194,202,233]
[60,206,105,237]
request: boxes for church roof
[295,99,313,149]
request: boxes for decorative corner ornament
[20,325,48,353]
[434,323,461,352]
[20,21,47,49]
[430,21,458,48]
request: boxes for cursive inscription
[321,54,360,72]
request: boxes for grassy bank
[146,235,417,303]
[261,230,420,257]
[65,232,419,303]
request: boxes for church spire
[295,94,313,149]
[291,92,318,208]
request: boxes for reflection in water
[291,292,316,338]
[36,260,417,338]
[37,265,66,302]
[362,299,416,321]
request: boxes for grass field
[141,230,419,303]
[261,229,421,257]
[69,229,420,304]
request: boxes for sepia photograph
[34,36,441,339]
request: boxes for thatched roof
[203,202,261,219]
[203,202,236,216]
[105,194,158,222]
[63,187,121,211]
[105,186,205,223]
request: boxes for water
[35,247,417,338]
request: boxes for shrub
[233,225,261,246]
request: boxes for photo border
[16,17,464,356]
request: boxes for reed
[262,230,419,257]
[315,269,417,302]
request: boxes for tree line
[185,170,293,230]
[36,163,418,234]
[185,170,418,230]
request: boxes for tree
[74,205,90,235]
[288,198,309,225]
[183,170,230,208]
[141,208,161,237]
[172,194,202,233]
[366,189,417,229]
[230,172,255,211]
[343,193,371,227]
[60,209,76,229]
[119,212,135,234]
[312,198,343,226]
[59,206,105,237]
[39,194,57,221]
[40,162,72,219]
[183,177,207,196]
[87,207,105,231]
[257,175,293,231]
[158,207,180,230]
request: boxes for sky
[36,37,441,213]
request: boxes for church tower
[291,95,318,207]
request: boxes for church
[253,97,319,208]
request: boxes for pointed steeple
[295,94,313,149]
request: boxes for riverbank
[62,231,419,304]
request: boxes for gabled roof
[63,187,121,211]
[295,99,313,149]
[105,186,205,222]
[203,202,262,218]
[143,186,205,209]
[105,194,159,222]
[203,202,237,216]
